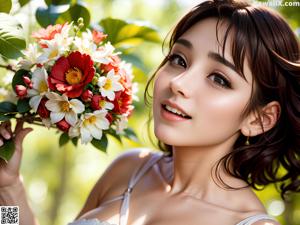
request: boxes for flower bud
[56,119,71,132]
[81,89,93,102]
[22,76,32,88]
[106,113,113,124]
[15,85,27,98]
[37,98,50,118]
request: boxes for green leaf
[100,18,161,49]
[45,0,70,6]
[19,0,30,7]
[124,128,139,142]
[0,13,26,59]
[0,102,17,113]
[108,130,122,144]
[59,132,69,147]
[0,139,15,162]
[91,134,108,152]
[12,69,29,90]
[71,137,78,146]
[17,98,30,113]
[36,4,69,28]
[0,113,14,121]
[56,3,90,28]
[0,0,12,13]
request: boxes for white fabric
[236,214,277,225]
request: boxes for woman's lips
[161,104,192,121]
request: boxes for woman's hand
[0,120,32,188]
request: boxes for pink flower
[92,30,107,44]
[32,23,67,48]
[15,85,27,98]
[22,76,32,88]
[100,55,120,73]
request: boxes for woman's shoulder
[98,148,160,192]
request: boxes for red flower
[15,85,27,98]
[91,95,108,110]
[100,55,120,73]
[56,119,71,132]
[81,89,93,102]
[22,76,32,88]
[48,51,95,98]
[37,98,50,118]
[113,89,133,115]
[106,113,113,124]
[32,23,67,48]
[92,30,107,44]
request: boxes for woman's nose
[169,73,190,98]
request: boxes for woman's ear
[241,101,281,137]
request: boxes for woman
[0,0,299,224]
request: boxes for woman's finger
[0,137,3,146]
[0,126,11,140]
[4,120,12,134]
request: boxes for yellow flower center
[99,100,106,108]
[49,49,59,58]
[103,79,112,90]
[65,67,83,85]
[39,81,48,93]
[84,115,97,126]
[60,101,70,112]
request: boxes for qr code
[0,206,19,225]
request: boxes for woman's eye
[167,54,187,68]
[208,73,232,89]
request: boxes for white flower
[18,43,40,70]
[37,34,72,63]
[45,92,84,126]
[28,67,49,112]
[73,30,97,55]
[93,42,116,64]
[80,110,110,144]
[115,115,128,134]
[98,70,123,101]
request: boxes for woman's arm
[0,177,39,225]
[0,121,38,225]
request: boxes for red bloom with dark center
[113,89,133,115]
[48,51,95,98]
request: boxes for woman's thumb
[14,128,33,147]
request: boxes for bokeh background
[0,0,299,225]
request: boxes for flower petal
[87,124,102,140]
[65,111,78,126]
[80,126,93,144]
[45,100,61,112]
[70,99,85,113]
[29,95,42,112]
[50,112,65,124]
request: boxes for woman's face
[153,18,254,148]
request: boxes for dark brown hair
[144,0,300,199]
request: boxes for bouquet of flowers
[0,19,138,159]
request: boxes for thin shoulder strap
[119,152,164,225]
[236,214,277,225]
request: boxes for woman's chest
[80,190,241,225]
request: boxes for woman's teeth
[164,105,191,118]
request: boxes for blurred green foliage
[0,0,299,225]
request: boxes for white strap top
[69,151,278,225]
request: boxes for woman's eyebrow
[174,39,247,81]
[208,52,247,81]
